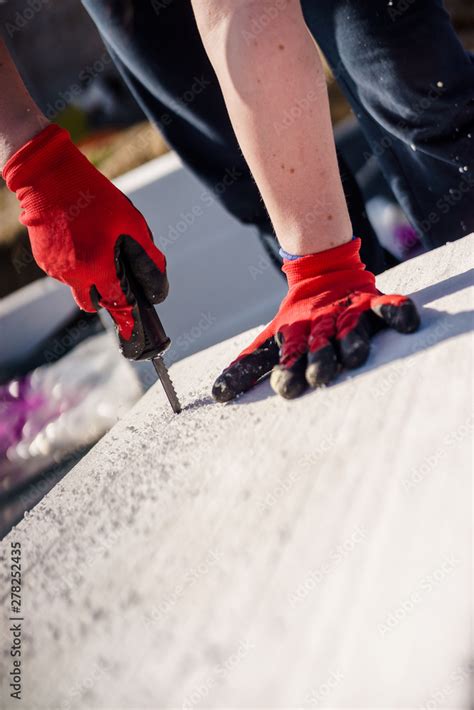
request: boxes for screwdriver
[118,265,181,414]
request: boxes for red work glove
[213,238,420,401]
[3,124,168,359]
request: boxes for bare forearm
[0,37,49,168]
[191,0,352,255]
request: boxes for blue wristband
[279,236,357,261]
[279,247,302,261]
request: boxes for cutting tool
[120,267,181,414]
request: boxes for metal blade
[152,356,182,414]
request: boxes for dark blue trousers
[82,0,474,252]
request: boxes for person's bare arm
[0,37,49,167]
[190,0,352,256]
[189,0,420,400]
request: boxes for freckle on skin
[327,214,333,220]
[281,163,285,169]
[289,167,295,174]
[278,44,285,50]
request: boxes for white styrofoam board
[0,235,472,709]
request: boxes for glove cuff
[3,124,67,187]
[282,238,368,287]
[2,124,102,220]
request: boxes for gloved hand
[3,124,168,359]
[213,238,420,401]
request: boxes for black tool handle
[120,264,171,361]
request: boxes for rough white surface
[0,236,473,709]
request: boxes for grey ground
[0,235,473,709]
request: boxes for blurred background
[0,0,472,535]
